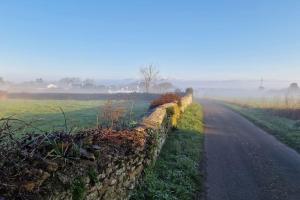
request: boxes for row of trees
[0,65,176,93]
[31,77,97,88]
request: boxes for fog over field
[1,76,298,93]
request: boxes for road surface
[202,100,300,200]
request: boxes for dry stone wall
[2,91,193,200]
[77,92,193,200]
[137,102,176,130]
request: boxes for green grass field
[226,103,300,153]
[0,99,149,133]
[131,103,204,200]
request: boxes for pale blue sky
[0,0,299,81]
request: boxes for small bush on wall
[150,93,181,109]
[185,88,194,95]
[166,104,181,128]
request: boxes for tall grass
[226,103,300,153]
[226,97,300,120]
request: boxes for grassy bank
[226,103,300,153]
[131,103,204,200]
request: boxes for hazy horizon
[1,76,298,91]
[2,76,300,84]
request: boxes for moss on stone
[72,177,86,200]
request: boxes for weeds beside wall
[131,104,204,200]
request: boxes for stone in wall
[138,102,176,130]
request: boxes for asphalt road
[202,100,300,200]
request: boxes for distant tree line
[0,66,179,93]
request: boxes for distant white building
[47,84,58,89]
[108,89,136,94]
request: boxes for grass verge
[225,103,300,153]
[131,103,204,200]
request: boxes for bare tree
[140,64,159,93]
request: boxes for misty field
[0,99,149,133]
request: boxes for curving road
[202,100,300,200]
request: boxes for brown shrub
[100,100,126,129]
[150,93,181,109]
[0,90,7,100]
